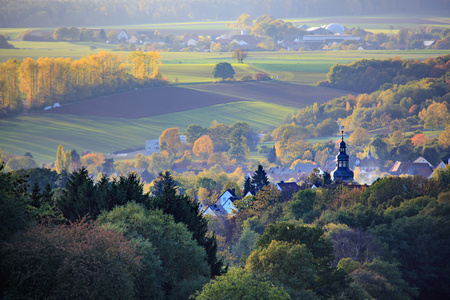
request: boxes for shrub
[254,72,271,80]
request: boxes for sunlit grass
[0,101,295,163]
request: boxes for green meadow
[0,14,449,163]
[0,101,295,163]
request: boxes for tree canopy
[212,62,235,80]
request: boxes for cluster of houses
[112,23,362,51]
[200,135,450,218]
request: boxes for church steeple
[331,129,354,182]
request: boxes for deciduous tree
[193,135,214,160]
[212,62,235,80]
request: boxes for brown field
[42,81,349,119]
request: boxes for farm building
[145,139,160,155]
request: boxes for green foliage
[194,268,291,300]
[0,163,30,240]
[255,221,349,298]
[290,189,316,219]
[0,220,142,300]
[212,62,235,80]
[185,124,207,145]
[231,226,259,262]
[145,171,224,277]
[57,167,148,221]
[371,215,450,299]
[251,164,269,191]
[99,203,210,299]
[246,240,318,299]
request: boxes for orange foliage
[411,133,429,147]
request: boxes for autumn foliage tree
[159,127,184,158]
[1,51,163,114]
[193,135,214,160]
[127,51,161,81]
[0,220,142,300]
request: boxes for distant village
[108,22,438,51]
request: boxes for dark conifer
[146,170,224,277]
[251,164,270,191]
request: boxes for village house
[354,150,380,173]
[128,34,140,44]
[145,139,160,155]
[388,157,434,178]
[117,30,129,42]
[203,188,239,217]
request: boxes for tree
[349,127,370,149]
[0,163,30,240]
[101,157,114,174]
[193,135,214,160]
[212,62,235,80]
[127,51,161,80]
[98,28,107,41]
[237,13,253,28]
[246,240,318,299]
[185,124,207,145]
[418,102,449,130]
[57,167,98,221]
[438,125,450,151]
[255,222,349,298]
[99,203,210,299]
[159,127,184,157]
[0,220,142,300]
[227,127,249,162]
[267,146,277,163]
[0,34,13,49]
[251,164,270,191]
[243,176,254,196]
[208,123,231,152]
[290,189,316,219]
[193,268,290,300]
[232,49,249,63]
[146,171,224,277]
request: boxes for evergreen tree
[57,167,98,221]
[146,171,224,277]
[243,176,253,196]
[101,158,114,174]
[251,165,270,191]
[267,146,277,163]
[41,183,53,205]
[30,182,42,208]
[99,28,106,41]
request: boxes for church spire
[331,128,354,182]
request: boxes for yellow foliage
[193,135,214,160]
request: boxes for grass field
[1,14,449,164]
[0,101,296,163]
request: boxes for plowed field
[43,81,349,119]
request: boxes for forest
[1,0,449,27]
[1,160,449,299]
[0,51,164,115]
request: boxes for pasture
[0,14,449,164]
[0,81,350,163]
[0,101,294,163]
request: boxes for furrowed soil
[42,81,349,119]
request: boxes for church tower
[331,130,354,182]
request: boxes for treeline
[2,160,450,299]
[319,54,450,93]
[262,54,450,168]
[1,0,449,27]
[0,51,163,115]
[220,165,450,299]
[0,167,223,299]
